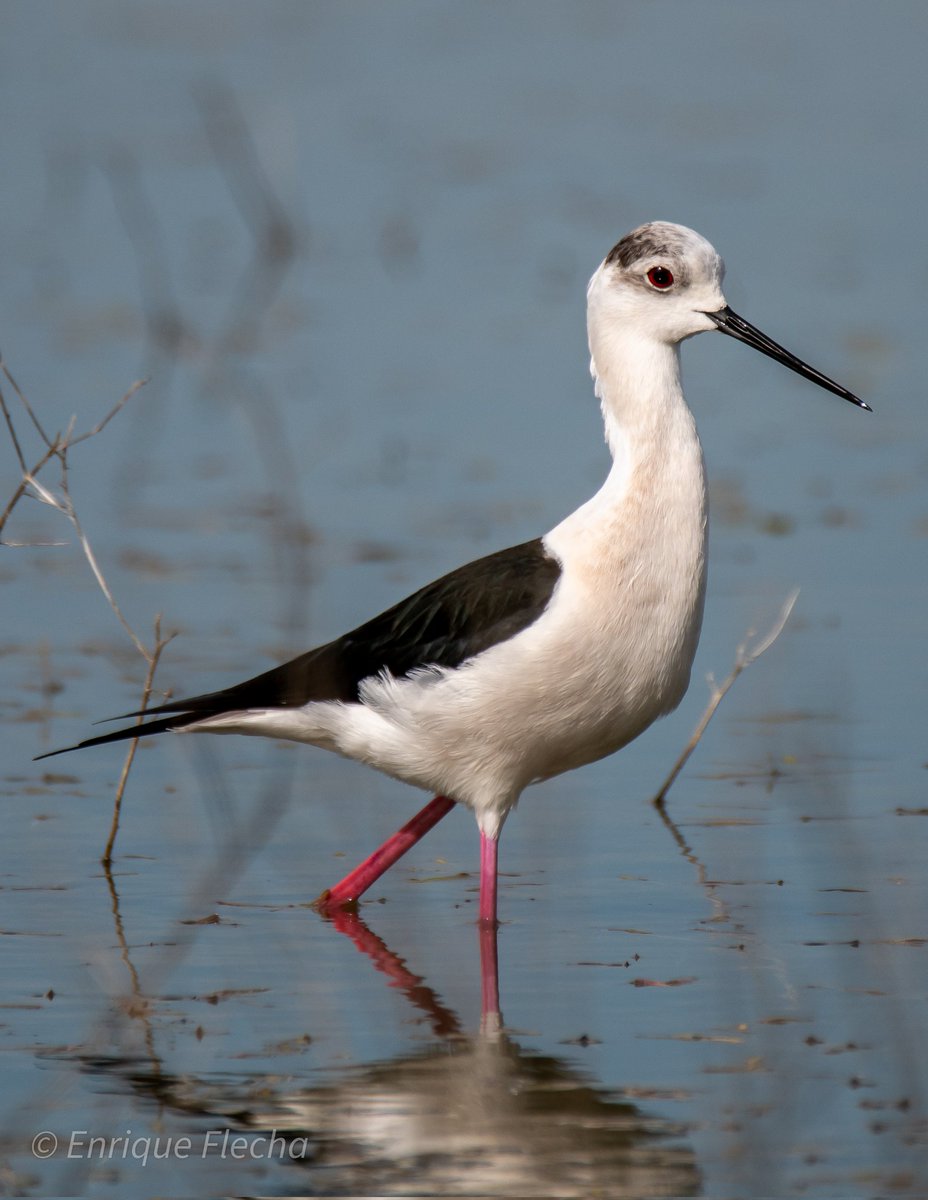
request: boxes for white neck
[587,320,702,506]
[543,316,709,724]
[547,316,707,599]
[593,317,688,436]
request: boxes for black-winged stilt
[37,222,869,925]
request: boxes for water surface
[2,4,926,1195]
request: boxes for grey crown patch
[604,226,672,270]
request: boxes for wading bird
[38,222,868,925]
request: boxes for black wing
[36,538,561,758]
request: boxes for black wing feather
[35,538,560,759]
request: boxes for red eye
[647,265,674,290]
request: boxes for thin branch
[0,375,29,473]
[0,350,55,449]
[0,439,61,537]
[0,375,146,540]
[25,458,149,659]
[5,374,149,654]
[70,504,149,657]
[2,360,173,861]
[652,589,800,809]
[69,378,148,446]
[102,615,176,867]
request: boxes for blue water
[2,3,926,1195]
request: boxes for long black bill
[708,306,871,411]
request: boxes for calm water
[2,3,926,1195]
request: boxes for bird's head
[589,221,727,346]
[588,220,869,410]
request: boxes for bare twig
[652,589,800,809]
[2,359,171,860]
[0,439,61,537]
[69,378,148,446]
[26,456,150,659]
[23,425,176,858]
[0,350,55,450]
[102,614,176,867]
[0,375,147,541]
[0,369,30,473]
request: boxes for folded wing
[36,538,561,759]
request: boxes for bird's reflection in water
[83,912,699,1197]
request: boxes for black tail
[33,710,205,761]
[32,638,347,762]
[31,653,319,761]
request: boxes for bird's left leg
[313,794,456,913]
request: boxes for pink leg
[479,829,499,927]
[314,794,455,913]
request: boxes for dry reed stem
[2,359,169,858]
[102,615,176,866]
[652,589,800,809]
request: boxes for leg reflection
[479,918,500,1029]
[326,908,462,1038]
